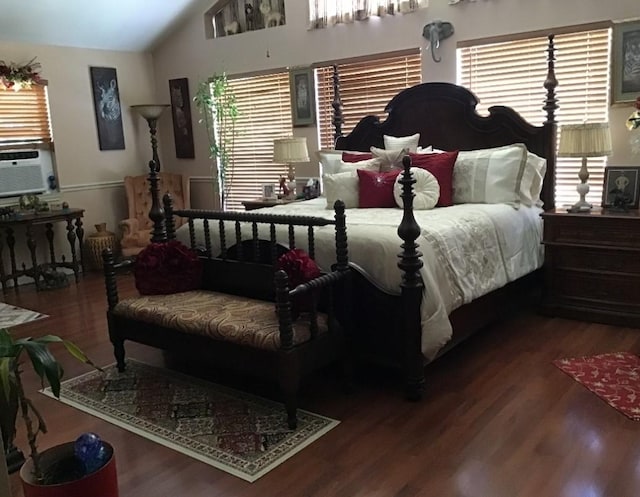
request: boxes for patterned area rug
[554,352,640,420]
[42,360,339,482]
[0,302,47,328]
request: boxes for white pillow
[452,143,528,206]
[316,149,343,175]
[337,157,381,174]
[370,146,407,171]
[322,171,359,209]
[384,133,420,152]
[521,152,547,207]
[394,167,440,210]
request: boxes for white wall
[0,41,159,281]
[152,0,640,207]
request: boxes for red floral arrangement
[134,240,203,295]
[277,249,322,317]
[277,249,321,288]
[0,57,42,91]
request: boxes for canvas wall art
[169,78,195,159]
[89,66,125,150]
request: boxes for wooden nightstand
[241,198,296,211]
[540,208,640,327]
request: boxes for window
[316,51,422,149]
[458,27,611,206]
[0,84,52,144]
[225,72,292,210]
[308,1,427,29]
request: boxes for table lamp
[558,122,612,213]
[131,104,170,171]
[273,137,309,200]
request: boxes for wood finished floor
[4,273,640,497]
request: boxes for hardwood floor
[4,273,640,497]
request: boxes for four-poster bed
[167,35,559,399]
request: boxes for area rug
[0,302,47,328]
[554,352,640,420]
[42,360,339,482]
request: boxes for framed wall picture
[602,166,640,209]
[169,78,195,159]
[289,67,316,127]
[612,20,640,104]
[89,67,125,150]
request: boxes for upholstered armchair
[120,172,190,257]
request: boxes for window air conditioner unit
[0,150,48,198]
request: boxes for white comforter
[175,198,544,360]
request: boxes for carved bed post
[163,194,176,240]
[332,64,344,144]
[333,200,348,272]
[397,156,425,400]
[102,248,118,311]
[147,159,166,243]
[542,34,558,210]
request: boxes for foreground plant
[0,328,101,482]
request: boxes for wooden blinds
[458,28,611,207]
[316,51,421,149]
[0,84,52,143]
[225,72,292,211]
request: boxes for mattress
[175,198,544,360]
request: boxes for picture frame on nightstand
[261,183,276,200]
[602,166,640,209]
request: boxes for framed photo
[169,78,195,159]
[602,166,640,209]
[612,21,640,104]
[289,67,316,127]
[262,183,276,200]
[89,67,125,150]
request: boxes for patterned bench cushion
[113,290,328,351]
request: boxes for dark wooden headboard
[334,35,558,211]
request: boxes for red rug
[554,352,640,420]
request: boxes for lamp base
[567,201,592,213]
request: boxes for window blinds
[316,52,422,149]
[225,72,292,211]
[0,84,52,143]
[458,28,611,207]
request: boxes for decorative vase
[86,223,117,271]
[20,441,119,497]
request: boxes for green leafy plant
[193,73,239,209]
[0,328,101,483]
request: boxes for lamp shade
[131,104,170,120]
[273,137,309,163]
[558,122,612,158]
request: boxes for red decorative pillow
[408,150,459,207]
[342,151,373,162]
[357,168,402,208]
[134,240,203,295]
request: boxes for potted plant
[0,328,118,497]
[193,72,239,209]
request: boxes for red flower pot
[20,441,118,497]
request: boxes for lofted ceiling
[0,0,208,52]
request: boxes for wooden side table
[242,198,297,211]
[0,208,85,292]
[540,208,640,327]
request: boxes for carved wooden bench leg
[279,352,300,430]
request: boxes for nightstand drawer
[552,269,640,305]
[543,215,640,248]
[548,246,640,274]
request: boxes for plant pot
[20,441,119,497]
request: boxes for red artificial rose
[134,240,202,295]
[277,249,321,288]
